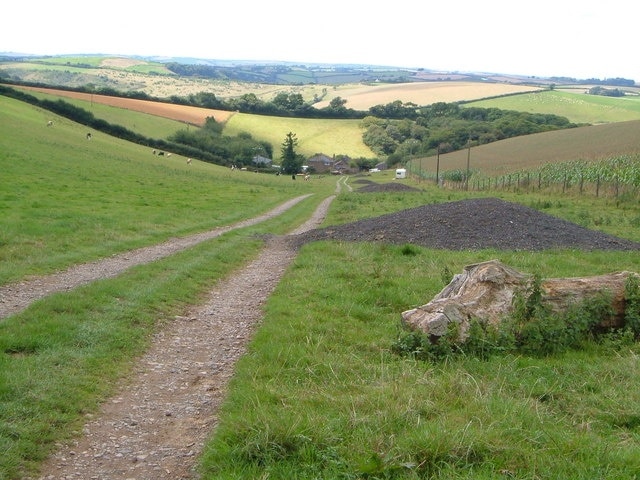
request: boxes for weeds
[393,272,640,362]
[625,274,640,335]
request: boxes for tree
[328,96,348,112]
[280,132,303,175]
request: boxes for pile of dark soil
[353,178,422,193]
[291,197,640,251]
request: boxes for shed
[395,168,407,179]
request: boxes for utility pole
[466,137,477,191]
[436,145,440,187]
[466,142,471,191]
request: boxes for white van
[395,168,406,179]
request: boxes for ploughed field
[292,188,640,251]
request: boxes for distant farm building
[306,154,334,173]
[306,153,354,174]
[252,155,273,167]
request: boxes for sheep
[47,120,53,127]
[186,158,192,165]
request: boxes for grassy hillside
[202,241,640,479]
[224,112,375,158]
[466,90,640,125]
[11,86,376,159]
[15,87,190,139]
[0,95,333,285]
[412,120,640,176]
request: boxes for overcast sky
[3,0,638,81]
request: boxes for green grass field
[13,88,190,139]
[16,56,174,75]
[0,95,334,285]
[11,87,375,159]
[467,90,640,125]
[223,112,375,159]
[202,242,640,479]
[1,88,640,479]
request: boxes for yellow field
[313,82,542,110]
[224,113,374,158]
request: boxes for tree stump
[401,259,638,340]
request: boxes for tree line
[361,101,577,163]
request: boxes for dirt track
[28,190,336,480]
[0,195,312,321]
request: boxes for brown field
[415,120,640,176]
[19,86,235,125]
[99,58,149,69]
[314,81,542,110]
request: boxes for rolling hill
[5,59,640,171]
[413,120,640,176]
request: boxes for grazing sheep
[47,120,53,127]
[186,158,192,165]
[86,132,92,140]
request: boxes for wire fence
[409,154,640,200]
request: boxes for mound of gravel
[356,180,421,193]
[291,197,640,251]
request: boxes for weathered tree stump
[401,259,638,340]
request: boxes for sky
[2,0,638,82]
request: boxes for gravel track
[0,195,313,321]
[30,191,335,480]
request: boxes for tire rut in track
[31,192,337,480]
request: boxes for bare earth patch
[100,58,148,69]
